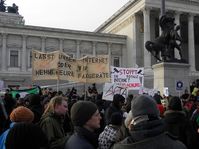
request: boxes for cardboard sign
[102,83,127,101]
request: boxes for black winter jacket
[113,119,187,149]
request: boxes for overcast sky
[5,0,129,31]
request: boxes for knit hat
[10,106,34,123]
[71,101,98,126]
[109,112,123,126]
[131,95,159,125]
[168,96,182,111]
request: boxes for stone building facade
[96,0,199,88]
[0,0,199,91]
[0,12,126,88]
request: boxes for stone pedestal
[0,12,24,25]
[152,62,190,96]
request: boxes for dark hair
[5,123,48,149]
[113,94,125,108]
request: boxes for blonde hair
[43,96,67,115]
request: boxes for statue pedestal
[0,12,24,25]
[152,62,190,96]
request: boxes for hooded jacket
[112,119,187,149]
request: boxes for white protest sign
[102,83,127,101]
[163,87,169,97]
[139,87,158,97]
[111,66,144,90]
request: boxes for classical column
[41,37,45,52]
[122,44,127,67]
[21,35,27,71]
[143,8,151,68]
[108,43,112,65]
[174,12,181,34]
[188,14,196,71]
[76,40,80,58]
[92,41,96,56]
[174,11,181,59]
[59,39,63,52]
[132,14,137,66]
[1,34,7,71]
[159,12,162,36]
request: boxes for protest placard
[32,50,60,80]
[32,50,111,83]
[102,83,127,101]
[111,66,144,90]
[139,87,158,97]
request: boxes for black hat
[131,95,159,125]
[168,96,182,111]
[71,101,98,126]
[110,112,123,126]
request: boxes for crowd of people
[0,81,199,149]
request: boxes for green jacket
[40,112,68,149]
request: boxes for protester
[98,112,123,149]
[153,93,165,117]
[27,94,43,124]
[112,95,187,149]
[164,96,198,149]
[0,106,34,149]
[5,122,48,149]
[190,98,199,141]
[39,96,69,149]
[65,101,101,149]
[123,94,134,113]
[104,94,125,125]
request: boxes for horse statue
[7,3,18,14]
[145,14,183,62]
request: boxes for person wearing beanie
[164,96,198,149]
[112,95,187,149]
[27,94,44,124]
[0,106,34,149]
[39,96,69,149]
[104,94,125,125]
[5,122,48,149]
[65,101,101,149]
[98,112,123,149]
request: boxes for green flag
[10,86,40,99]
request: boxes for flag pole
[57,79,59,92]
[84,82,86,100]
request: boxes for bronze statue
[0,0,6,12]
[145,14,183,62]
[7,3,18,14]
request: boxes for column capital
[76,40,81,45]
[174,11,182,16]
[141,6,152,13]
[189,13,196,17]
[108,42,112,48]
[1,33,7,38]
[22,35,27,40]
[92,41,97,45]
